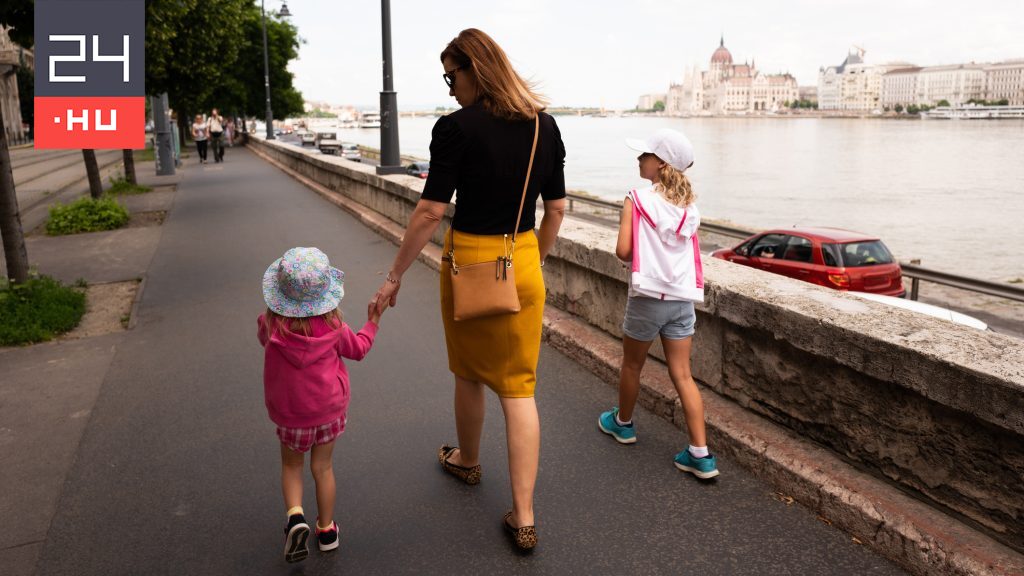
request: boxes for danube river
[332,115,1024,282]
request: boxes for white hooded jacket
[627,186,704,302]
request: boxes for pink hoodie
[258,314,378,428]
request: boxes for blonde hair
[654,164,695,207]
[263,307,342,341]
[441,28,548,121]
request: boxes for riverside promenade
[8,147,905,575]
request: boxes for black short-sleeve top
[420,104,566,235]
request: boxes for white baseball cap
[625,129,695,173]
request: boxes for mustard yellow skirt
[440,229,545,398]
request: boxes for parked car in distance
[315,131,341,155]
[849,292,989,331]
[711,227,905,297]
[299,131,317,146]
[406,161,430,178]
[340,143,361,162]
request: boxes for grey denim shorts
[622,296,697,341]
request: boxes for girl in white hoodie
[597,129,719,479]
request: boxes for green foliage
[653,100,665,112]
[307,109,338,118]
[966,98,1010,106]
[46,196,130,236]
[134,147,156,162]
[907,104,920,115]
[145,0,304,123]
[894,104,904,113]
[0,275,86,346]
[106,173,152,195]
[0,0,35,47]
[936,99,951,107]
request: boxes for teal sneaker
[674,449,719,479]
[598,407,636,444]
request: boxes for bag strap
[510,115,541,253]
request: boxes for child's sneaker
[598,407,637,444]
[674,448,719,479]
[316,519,340,552]
[283,513,310,563]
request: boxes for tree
[144,0,303,144]
[123,150,137,185]
[894,104,904,113]
[145,0,249,145]
[0,99,29,284]
[652,100,665,112]
[907,105,920,115]
[937,99,951,107]
[82,151,103,199]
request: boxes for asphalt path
[33,147,904,575]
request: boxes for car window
[821,243,842,267]
[839,241,894,266]
[749,234,789,259]
[780,236,814,263]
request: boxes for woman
[191,114,208,164]
[372,28,566,550]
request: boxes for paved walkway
[26,148,904,575]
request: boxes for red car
[710,227,905,297]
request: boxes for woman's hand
[372,272,401,313]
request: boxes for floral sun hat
[263,247,345,318]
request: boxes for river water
[327,115,1024,281]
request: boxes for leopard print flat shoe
[503,511,537,551]
[438,445,482,485]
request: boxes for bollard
[909,258,921,300]
[152,93,175,176]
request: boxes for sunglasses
[443,65,464,89]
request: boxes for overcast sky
[282,0,1024,110]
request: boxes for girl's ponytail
[655,163,695,207]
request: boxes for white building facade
[984,60,1024,106]
[819,48,911,112]
[665,38,798,115]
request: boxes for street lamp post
[261,0,291,140]
[376,0,403,175]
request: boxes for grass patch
[46,196,130,236]
[106,173,152,195]
[0,276,86,345]
[134,147,155,162]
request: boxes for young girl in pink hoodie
[258,247,382,563]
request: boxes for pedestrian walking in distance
[207,108,226,162]
[258,247,384,563]
[598,129,720,480]
[191,114,208,164]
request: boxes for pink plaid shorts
[276,416,346,453]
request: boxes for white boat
[359,112,382,129]
[922,105,1024,120]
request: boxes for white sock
[615,413,632,427]
[688,445,709,458]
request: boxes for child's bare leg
[310,440,337,527]
[280,444,305,512]
[661,335,707,447]
[618,336,656,422]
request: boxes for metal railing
[564,191,1024,304]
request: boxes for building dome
[711,36,733,65]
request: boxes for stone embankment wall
[249,136,1024,553]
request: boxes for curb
[248,144,1024,576]
[127,276,146,331]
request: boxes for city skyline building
[662,36,798,115]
